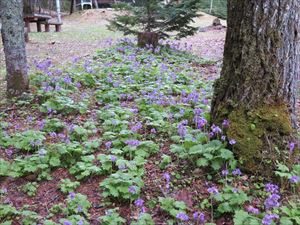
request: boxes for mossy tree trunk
[0,0,29,97]
[211,0,300,175]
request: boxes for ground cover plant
[0,38,299,225]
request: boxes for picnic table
[24,13,62,32]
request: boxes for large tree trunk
[211,0,300,175]
[0,0,29,97]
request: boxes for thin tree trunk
[70,0,75,14]
[211,0,300,175]
[0,0,29,98]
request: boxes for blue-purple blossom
[262,214,279,225]
[193,212,205,223]
[221,169,229,176]
[232,168,242,176]
[105,141,112,149]
[264,194,280,209]
[246,206,260,215]
[125,140,140,147]
[150,128,157,134]
[207,187,219,195]
[194,116,207,129]
[110,155,117,162]
[176,212,189,221]
[131,122,142,132]
[265,183,279,193]
[289,142,296,152]
[211,124,222,134]
[178,120,188,138]
[128,185,138,194]
[77,205,83,213]
[63,220,73,225]
[68,192,76,200]
[134,198,144,207]
[222,119,230,128]
[229,139,236,145]
[290,175,300,184]
[77,220,83,225]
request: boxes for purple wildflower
[194,108,202,116]
[265,183,279,194]
[5,148,13,157]
[68,192,76,200]
[105,141,112,149]
[77,220,83,225]
[211,124,222,134]
[221,169,229,176]
[222,119,230,128]
[110,155,117,162]
[128,185,138,194]
[125,140,140,147]
[131,122,142,133]
[207,187,219,195]
[262,214,279,225]
[193,212,205,223]
[178,120,188,138]
[232,168,242,176]
[63,220,73,225]
[246,206,260,215]
[221,135,226,141]
[264,194,280,209]
[176,212,189,221]
[63,76,72,84]
[229,139,236,145]
[290,175,300,184]
[289,142,296,152]
[77,205,83,213]
[134,198,144,207]
[49,132,57,138]
[194,117,207,129]
[150,128,157,134]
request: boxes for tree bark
[211,0,300,175]
[137,32,159,48]
[0,0,29,98]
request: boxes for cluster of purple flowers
[125,139,140,147]
[264,183,280,210]
[264,194,280,209]
[209,124,222,138]
[176,212,189,221]
[207,186,219,195]
[246,205,260,215]
[193,212,205,223]
[289,175,300,184]
[134,198,146,213]
[105,141,112,149]
[178,120,188,138]
[194,116,207,130]
[262,213,279,225]
[131,122,142,133]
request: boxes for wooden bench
[43,21,63,32]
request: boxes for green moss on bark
[226,104,293,175]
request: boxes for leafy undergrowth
[0,40,299,225]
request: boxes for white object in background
[76,0,93,10]
[56,0,62,23]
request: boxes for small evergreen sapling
[108,0,200,47]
